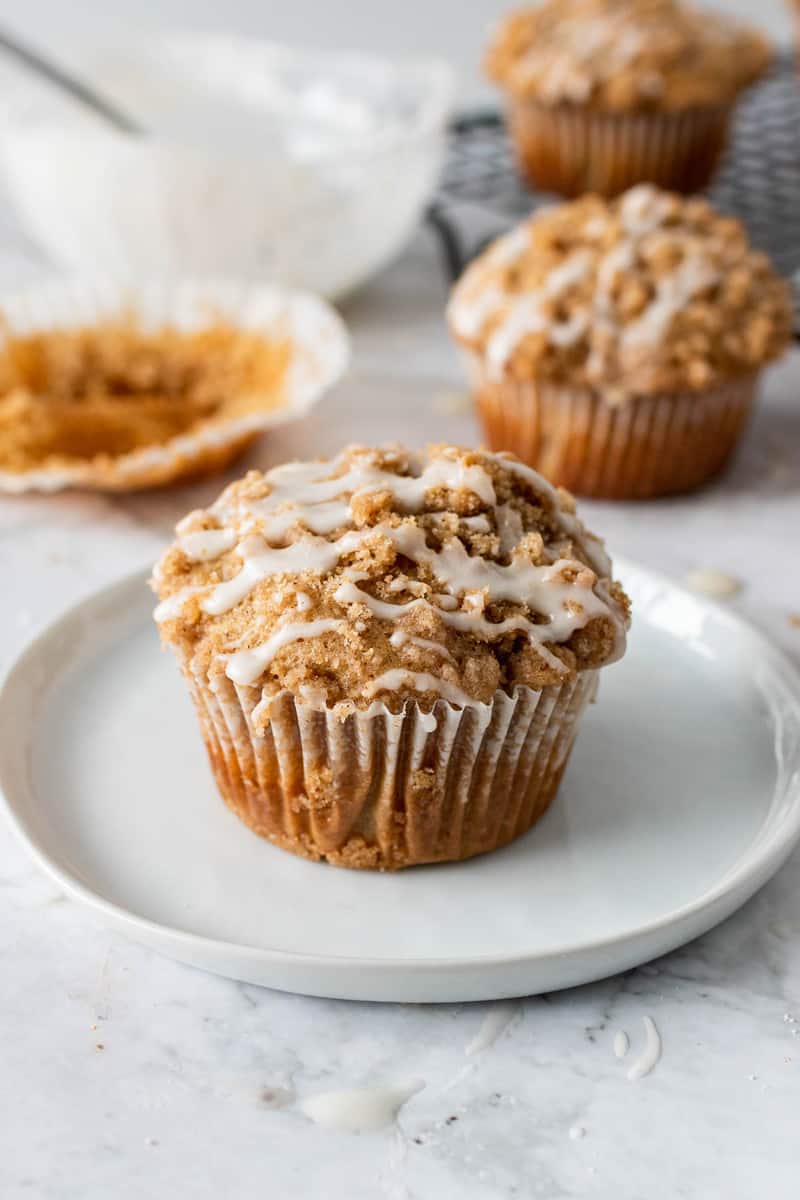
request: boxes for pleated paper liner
[0,277,349,494]
[474,370,757,500]
[184,663,599,871]
[506,100,732,197]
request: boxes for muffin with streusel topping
[487,0,771,197]
[447,185,792,499]
[152,443,629,870]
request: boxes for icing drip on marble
[627,1016,662,1081]
[613,1030,630,1059]
[298,1080,424,1133]
[465,1002,520,1056]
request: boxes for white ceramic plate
[2,561,799,1003]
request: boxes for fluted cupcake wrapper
[506,99,732,197]
[182,661,599,870]
[472,366,758,499]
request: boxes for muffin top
[486,0,771,111]
[153,443,629,725]
[447,185,793,399]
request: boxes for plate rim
[2,559,800,980]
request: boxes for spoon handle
[0,27,141,134]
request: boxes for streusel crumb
[153,444,629,722]
[487,0,771,111]
[0,319,290,473]
[447,185,792,397]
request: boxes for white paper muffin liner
[469,354,758,499]
[182,660,599,871]
[507,100,732,197]
[0,276,349,493]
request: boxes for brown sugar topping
[153,443,629,721]
[486,0,771,111]
[447,185,792,398]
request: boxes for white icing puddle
[298,1080,424,1133]
[627,1016,662,1081]
[465,1001,520,1056]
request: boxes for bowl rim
[10,32,455,159]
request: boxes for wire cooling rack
[428,55,800,287]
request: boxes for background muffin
[486,0,772,197]
[153,443,629,870]
[447,185,792,499]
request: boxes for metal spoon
[0,26,142,134]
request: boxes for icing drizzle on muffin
[152,444,629,719]
[447,185,792,399]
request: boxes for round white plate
[2,561,800,1003]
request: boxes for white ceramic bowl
[0,36,453,298]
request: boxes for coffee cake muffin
[486,0,772,197]
[153,443,629,870]
[447,185,792,498]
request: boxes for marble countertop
[1,229,799,1199]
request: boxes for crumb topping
[447,185,792,398]
[153,443,629,721]
[0,319,290,473]
[486,0,771,111]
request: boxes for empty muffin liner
[472,363,758,500]
[0,277,349,493]
[506,99,732,197]
[182,658,599,871]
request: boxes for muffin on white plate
[152,442,630,870]
[0,278,348,493]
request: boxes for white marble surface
[1,232,800,1199]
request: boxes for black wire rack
[428,55,800,290]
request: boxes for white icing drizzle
[390,629,456,665]
[334,578,577,676]
[495,503,524,557]
[241,450,497,523]
[156,447,627,704]
[627,1016,662,1081]
[449,183,721,381]
[451,283,507,339]
[613,1030,630,1059]
[176,528,237,562]
[225,619,345,686]
[434,593,459,611]
[153,585,206,622]
[299,1080,424,1133]
[465,1002,520,1056]
[203,529,370,616]
[386,577,428,596]
[622,256,719,348]
[362,670,477,709]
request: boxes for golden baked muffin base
[507,100,731,198]
[474,370,756,499]
[187,669,598,871]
